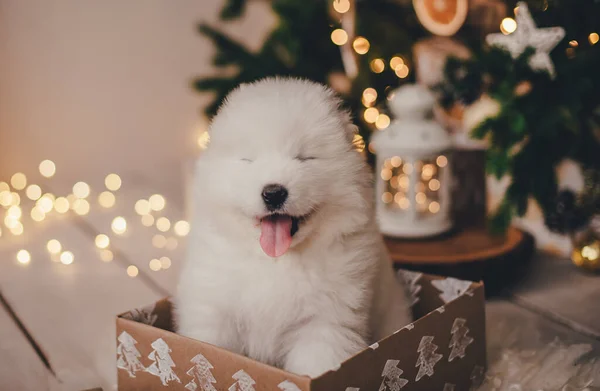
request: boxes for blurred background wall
[0,0,274,206]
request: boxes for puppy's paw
[284,342,345,378]
[283,330,366,378]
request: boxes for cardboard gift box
[116,273,486,390]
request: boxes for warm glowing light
[149,258,162,271]
[156,217,171,232]
[362,88,378,106]
[398,175,410,189]
[135,199,151,216]
[582,246,599,260]
[416,192,427,204]
[95,234,110,249]
[74,199,90,215]
[149,194,166,211]
[422,164,435,179]
[160,256,172,269]
[382,192,393,203]
[0,191,11,207]
[104,174,122,191]
[331,29,348,46]
[569,40,579,47]
[47,239,62,254]
[381,168,393,181]
[429,201,441,213]
[26,185,42,201]
[392,193,403,203]
[333,0,350,13]
[174,220,190,236]
[166,237,178,250]
[353,134,365,153]
[0,182,8,192]
[100,250,114,262]
[375,114,391,130]
[10,192,20,206]
[37,196,54,213]
[39,160,56,178]
[60,251,74,265]
[112,217,127,235]
[31,207,45,222]
[395,64,409,78]
[54,197,70,214]
[436,155,448,167]
[11,222,24,236]
[4,215,17,229]
[370,59,385,73]
[429,179,441,191]
[98,191,115,208]
[17,250,31,265]
[500,18,517,35]
[73,182,90,199]
[352,37,370,55]
[11,173,27,190]
[390,56,404,70]
[8,206,22,219]
[398,197,411,209]
[403,163,413,175]
[589,33,599,45]
[391,156,402,167]
[127,265,139,277]
[198,131,211,150]
[152,234,167,248]
[141,214,155,227]
[364,107,379,123]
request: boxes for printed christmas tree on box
[116,273,486,390]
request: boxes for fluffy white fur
[176,78,412,378]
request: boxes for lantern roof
[372,84,452,153]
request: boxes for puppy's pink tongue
[260,215,292,257]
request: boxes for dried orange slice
[413,0,468,36]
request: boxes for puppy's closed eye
[295,155,317,162]
[241,158,254,163]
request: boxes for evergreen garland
[195,0,600,233]
[436,0,600,232]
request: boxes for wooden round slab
[386,226,535,296]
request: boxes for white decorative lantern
[371,84,453,238]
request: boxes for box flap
[310,274,486,391]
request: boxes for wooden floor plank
[508,252,600,338]
[0,305,62,390]
[0,218,162,390]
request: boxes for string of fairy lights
[329,0,411,154]
[1,160,190,278]
[330,0,599,154]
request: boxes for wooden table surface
[0,175,599,391]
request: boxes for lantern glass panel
[416,155,446,219]
[381,156,411,212]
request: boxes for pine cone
[544,190,589,234]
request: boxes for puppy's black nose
[262,184,288,211]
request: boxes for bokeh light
[112,217,127,235]
[39,160,56,178]
[105,174,122,191]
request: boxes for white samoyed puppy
[176,77,412,378]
